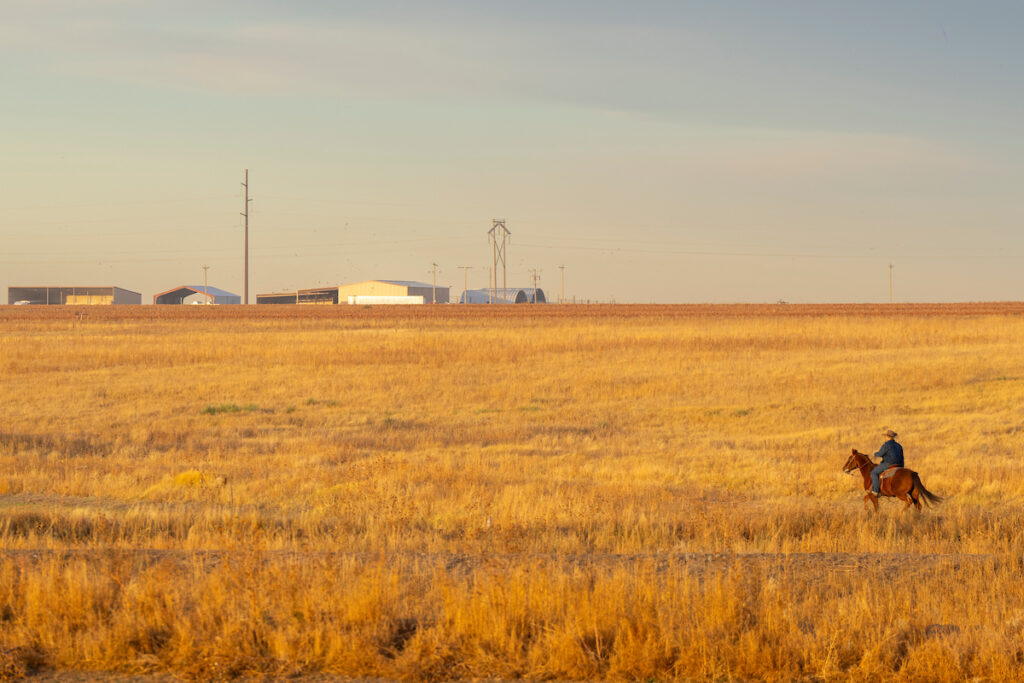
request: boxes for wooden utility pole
[430,262,440,303]
[457,266,472,304]
[241,170,251,304]
[202,264,210,304]
[558,264,565,304]
[529,268,541,303]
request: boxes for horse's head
[843,449,867,475]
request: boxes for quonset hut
[459,288,546,304]
[153,285,241,305]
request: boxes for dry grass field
[2,303,1024,681]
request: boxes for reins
[844,452,872,476]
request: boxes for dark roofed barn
[8,286,141,305]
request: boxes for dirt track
[0,547,999,578]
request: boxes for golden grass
[2,304,1024,680]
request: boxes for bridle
[843,452,869,476]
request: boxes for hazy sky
[3,1,1023,303]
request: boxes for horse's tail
[911,472,942,506]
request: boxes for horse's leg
[899,473,923,512]
[864,492,879,513]
[909,487,923,511]
[894,479,912,511]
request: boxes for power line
[514,241,900,261]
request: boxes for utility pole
[488,219,510,304]
[529,268,541,303]
[889,263,894,304]
[558,264,565,304]
[457,266,472,304]
[202,264,210,305]
[241,170,251,305]
[430,262,440,303]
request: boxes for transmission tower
[488,219,510,304]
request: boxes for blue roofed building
[153,285,242,305]
[459,287,546,304]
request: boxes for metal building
[347,295,424,305]
[339,280,449,304]
[459,288,546,304]
[153,285,241,305]
[8,286,141,305]
[256,286,339,305]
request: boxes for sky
[3,1,1023,303]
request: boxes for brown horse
[842,449,942,512]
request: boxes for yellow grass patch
[2,304,1024,680]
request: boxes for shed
[8,286,141,305]
[255,286,339,305]
[153,285,241,305]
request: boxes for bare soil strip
[0,548,999,576]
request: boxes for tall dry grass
[1,304,1024,680]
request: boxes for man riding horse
[843,432,940,512]
[870,429,903,498]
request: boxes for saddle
[879,466,903,480]
[875,465,905,496]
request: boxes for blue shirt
[875,439,904,467]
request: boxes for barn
[153,285,241,305]
[8,286,141,305]
[339,280,449,304]
[459,288,546,304]
[256,286,339,305]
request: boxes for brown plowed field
[3,300,1024,322]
